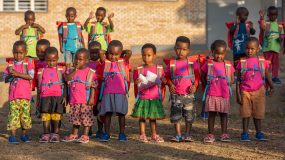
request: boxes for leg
[104,113,112,134]
[83,126,90,136]
[71,125,80,135]
[118,114,125,134]
[139,118,146,135]
[149,119,157,136]
[185,121,192,135]
[43,121,51,134]
[208,112,216,134]
[253,118,261,133]
[97,118,104,132]
[174,123,181,136]
[242,118,250,133]
[220,113,228,134]
[51,120,60,134]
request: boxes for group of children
[3,5,282,144]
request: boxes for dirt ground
[0,51,284,160]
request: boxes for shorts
[7,99,32,130]
[170,94,196,123]
[40,96,64,114]
[69,104,94,127]
[41,113,62,121]
[240,86,266,119]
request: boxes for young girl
[62,48,97,143]
[201,40,235,143]
[98,40,132,142]
[132,43,166,143]
[3,41,34,144]
[37,47,66,143]
[236,37,274,141]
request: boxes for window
[0,0,48,12]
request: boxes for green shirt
[85,22,113,51]
[18,26,41,58]
[263,21,284,53]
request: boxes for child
[15,10,45,58]
[58,7,85,65]
[37,47,66,143]
[165,36,199,142]
[201,40,235,143]
[227,7,255,64]
[62,48,97,143]
[36,39,50,67]
[87,41,104,139]
[3,41,34,144]
[98,40,132,142]
[236,37,274,141]
[84,7,114,51]
[132,43,166,143]
[259,6,284,84]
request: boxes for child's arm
[248,21,256,35]
[201,72,207,88]
[32,23,46,34]
[84,11,94,29]
[265,68,274,96]
[64,68,76,82]
[87,80,98,106]
[81,32,85,48]
[15,24,30,35]
[108,12,114,30]
[10,69,33,80]
[59,34,63,53]
[62,83,67,106]
[236,70,242,105]
[259,10,265,31]
[230,16,240,35]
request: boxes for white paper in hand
[138,74,148,87]
[146,71,161,84]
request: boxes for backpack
[225,21,251,49]
[88,22,111,44]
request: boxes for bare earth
[0,51,284,160]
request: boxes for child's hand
[259,10,265,18]
[268,87,274,97]
[62,97,67,107]
[235,16,240,24]
[108,12,114,19]
[169,83,176,94]
[31,23,40,28]
[189,85,197,93]
[10,70,19,77]
[87,98,95,106]
[248,21,253,29]
[237,95,243,105]
[23,23,30,29]
[135,78,142,85]
[88,11,95,19]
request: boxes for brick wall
[0,0,206,57]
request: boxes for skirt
[99,94,128,116]
[205,95,230,113]
[131,99,165,120]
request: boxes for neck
[144,63,154,67]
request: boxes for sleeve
[193,62,200,87]
[85,23,91,33]
[3,66,9,79]
[107,25,113,33]
[58,25,63,34]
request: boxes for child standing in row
[165,36,200,142]
[37,47,66,143]
[201,40,235,143]
[236,37,274,141]
[15,10,45,58]
[62,48,97,143]
[132,43,166,143]
[84,7,114,51]
[4,41,34,143]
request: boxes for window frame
[0,0,48,12]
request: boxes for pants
[263,51,279,77]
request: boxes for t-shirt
[58,23,83,53]
[231,22,248,55]
[85,22,113,51]
[18,27,42,58]
[263,21,285,53]
[165,59,200,95]
[39,67,65,97]
[236,57,269,91]
[201,61,235,98]
[133,65,165,100]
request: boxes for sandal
[50,134,60,143]
[61,134,78,142]
[151,134,164,143]
[204,134,215,143]
[139,134,148,143]
[77,135,90,143]
[39,134,50,143]
[220,133,231,142]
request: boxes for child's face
[268,9,278,21]
[66,10,77,23]
[89,46,101,61]
[213,47,226,62]
[46,53,58,68]
[142,48,155,65]
[74,52,88,69]
[25,14,35,25]
[245,41,259,58]
[36,45,48,61]
[175,42,190,60]
[107,46,122,62]
[238,12,248,22]
[96,10,106,22]
[13,45,26,62]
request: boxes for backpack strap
[99,60,112,101]
[202,60,214,102]
[157,64,163,101]
[135,65,144,102]
[75,22,83,43]
[117,59,129,96]
[23,58,29,75]
[224,60,233,97]
[258,56,265,80]
[57,66,64,95]
[37,68,44,90]
[186,56,195,84]
[170,59,175,80]
[85,68,96,102]
[62,22,68,42]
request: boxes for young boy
[15,10,45,58]
[84,7,114,51]
[236,37,274,141]
[259,6,284,84]
[3,41,34,144]
[58,7,85,65]
[36,39,50,68]
[165,36,199,142]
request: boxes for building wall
[0,0,206,57]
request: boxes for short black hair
[96,7,106,14]
[13,40,26,52]
[210,40,227,52]
[268,6,278,13]
[37,39,50,47]
[236,7,249,16]
[24,10,35,19]
[142,43,156,55]
[245,37,259,47]
[76,48,90,57]
[108,40,123,50]
[45,47,58,57]
[88,41,101,50]
[66,7,77,15]
[175,36,190,48]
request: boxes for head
[107,40,123,62]
[45,47,59,68]
[141,43,156,65]
[13,41,27,62]
[96,7,106,22]
[236,7,249,22]
[74,48,89,69]
[36,39,50,61]
[88,41,101,61]
[210,40,227,62]
[175,36,190,60]
[65,7,77,23]
[24,10,35,25]
[245,37,259,58]
[267,6,278,21]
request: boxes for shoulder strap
[99,60,112,101]
[56,66,64,83]
[169,59,175,79]
[186,56,195,83]
[37,68,44,88]
[90,22,96,34]
[258,56,265,80]
[224,60,232,84]
[23,58,29,74]
[62,22,68,42]
[76,22,82,42]
[137,66,144,75]
[207,59,214,81]
[265,22,271,33]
